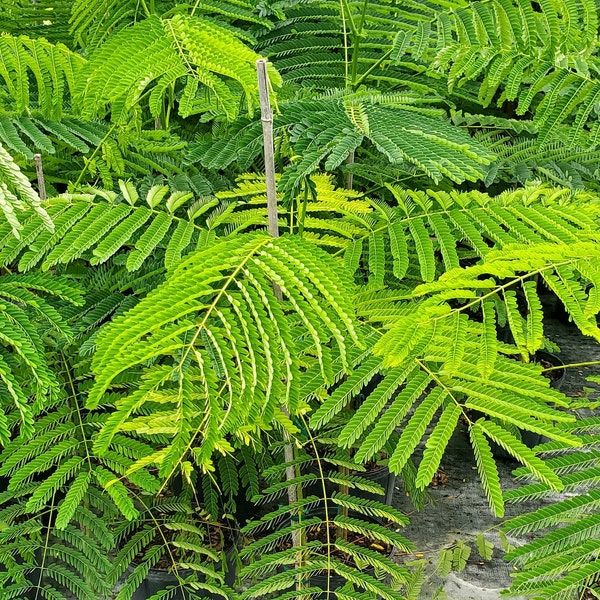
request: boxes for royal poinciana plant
[0,1,598,599]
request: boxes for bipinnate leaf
[88,233,361,476]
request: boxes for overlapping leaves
[88,233,362,477]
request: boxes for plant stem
[347,0,367,87]
[297,181,309,237]
[73,122,118,189]
[338,464,349,542]
[353,47,393,89]
[60,351,94,586]
[340,0,349,83]
[300,415,333,597]
[139,0,151,17]
[542,360,600,372]
[344,151,355,190]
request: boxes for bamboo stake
[33,154,47,201]
[256,57,303,559]
[256,59,280,242]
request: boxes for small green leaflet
[476,533,494,560]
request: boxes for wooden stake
[256,57,302,556]
[256,59,280,241]
[33,154,47,200]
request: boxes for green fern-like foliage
[0,387,155,600]
[68,0,148,51]
[69,0,271,52]
[0,141,53,237]
[87,232,362,479]
[0,241,240,600]
[0,256,168,598]
[2,173,599,524]
[447,111,600,191]
[255,0,466,91]
[0,34,84,120]
[500,417,600,599]
[0,32,199,193]
[240,449,417,600]
[252,0,600,190]
[0,113,187,178]
[311,233,600,517]
[278,94,492,192]
[0,180,211,273]
[214,175,600,286]
[191,91,493,196]
[429,0,600,147]
[12,172,597,288]
[0,0,73,45]
[491,137,600,190]
[211,173,373,242]
[0,271,82,443]
[0,116,94,163]
[408,240,600,341]
[112,491,239,600]
[0,9,280,191]
[311,331,576,518]
[46,126,201,191]
[1,4,600,600]
[77,13,279,123]
[0,493,116,600]
[0,3,273,126]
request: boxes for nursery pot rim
[136,519,240,573]
[534,349,566,388]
